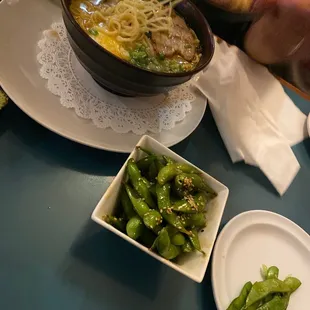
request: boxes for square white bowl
[91,135,229,283]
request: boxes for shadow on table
[232,162,279,196]
[302,139,310,158]
[63,220,163,301]
[0,103,14,139]
[200,264,217,310]
[0,103,127,176]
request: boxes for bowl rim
[61,0,215,78]
[197,0,256,23]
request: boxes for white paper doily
[37,22,196,135]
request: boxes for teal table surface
[1,88,309,310]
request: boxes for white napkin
[193,41,308,195]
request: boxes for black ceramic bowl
[192,0,255,49]
[61,0,215,97]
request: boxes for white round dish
[0,0,206,153]
[307,114,310,137]
[212,210,310,310]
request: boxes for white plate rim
[212,210,310,310]
[1,81,206,153]
[0,0,207,153]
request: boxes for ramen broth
[70,0,202,73]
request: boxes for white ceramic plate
[0,0,206,153]
[212,210,310,310]
[307,114,310,137]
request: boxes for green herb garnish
[88,28,99,36]
[129,44,149,67]
[158,53,165,61]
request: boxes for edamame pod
[226,281,252,310]
[127,159,156,208]
[189,228,205,254]
[171,233,186,246]
[125,184,150,218]
[103,215,126,232]
[181,239,194,253]
[175,173,216,195]
[180,213,207,228]
[245,279,291,308]
[143,210,163,233]
[120,187,136,219]
[126,216,144,240]
[156,183,191,235]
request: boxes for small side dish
[103,147,217,261]
[227,265,302,310]
[91,135,229,282]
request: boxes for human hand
[245,0,310,63]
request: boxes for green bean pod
[175,173,216,195]
[189,228,205,254]
[266,266,279,280]
[126,216,144,240]
[103,215,126,232]
[284,276,302,293]
[257,276,302,310]
[140,176,152,189]
[181,239,194,253]
[157,163,201,186]
[148,161,158,181]
[143,210,163,233]
[136,146,154,155]
[157,164,181,185]
[156,227,170,255]
[175,163,200,174]
[163,155,175,165]
[125,184,150,218]
[127,158,142,180]
[171,197,197,213]
[256,295,289,310]
[156,227,181,260]
[134,180,155,208]
[149,183,157,198]
[155,156,166,172]
[255,276,301,310]
[171,233,186,246]
[245,279,291,308]
[127,159,156,208]
[160,244,181,260]
[180,213,207,228]
[226,281,252,310]
[120,187,136,219]
[259,266,280,304]
[166,225,178,236]
[136,155,156,172]
[171,192,210,213]
[244,302,261,310]
[156,183,191,235]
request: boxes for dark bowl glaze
[192,0,255,50]
[193,0,255,23]
[61,0,215,97]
